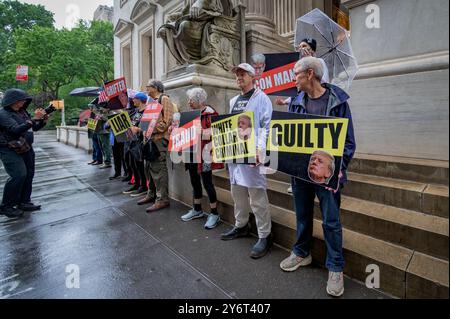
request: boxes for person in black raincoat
[0,89,48,218]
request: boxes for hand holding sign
[129,126,141,135]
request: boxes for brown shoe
[137,196,155,206]
[146,201,170,213]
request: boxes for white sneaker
[204,214,220,229]
[287,186,293,194]
[181,209,205,222]
[326,271,344,297]
[280,252,312,272]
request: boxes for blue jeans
[92,133,103,164]
[292,179,345,272]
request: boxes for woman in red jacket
[181,87,224,229]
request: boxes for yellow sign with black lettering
[211,111,256,162]
[87,118,98,131]
[268,118,348,156]
[108,112,132,136]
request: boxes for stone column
[273,0,326,38]
[242,0,275,30]
[241,0,292,58]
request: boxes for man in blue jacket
[0,89,47,218]
[279,57,356,298]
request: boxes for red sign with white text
[139,102,163,139]
[255,62,297,95]
[104,77,127,99]
[169,119,202,152]
[16,65,29,82]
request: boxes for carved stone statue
[158,0,241,71]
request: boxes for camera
[44,104,56,115]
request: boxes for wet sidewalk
[0,131,388,299]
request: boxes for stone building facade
[113,0,340,92]
[113,0,448,161]
[94,5,114,23]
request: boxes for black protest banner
[267,111,348,190]
[255,52,300,97]
[211,111,257,163]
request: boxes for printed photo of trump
[308,150,336,185]
[237,114,253,141]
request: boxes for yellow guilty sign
[268,118,348,156]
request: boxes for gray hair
[251,53,266,65]
[294,56,324,81]
[147,79,165,93]
[186,87,208,105]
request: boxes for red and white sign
[16,65,29,82]
[169,119,202,152]
[104,77,127,99]
[140,102,163,139]
[255,61,297,95]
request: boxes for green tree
[0,0,54,35]
[11,26,88,99]
[79,20,114,86]
[0,14,114,129]
[0,0,54,89]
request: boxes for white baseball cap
[232,63,256,77]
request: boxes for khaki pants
[231,184,272,239]
[146,152,169,204]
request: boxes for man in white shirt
[220,63,274,259]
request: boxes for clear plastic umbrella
[294,8,358,90]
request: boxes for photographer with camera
[0,89,50,218]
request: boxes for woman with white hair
[181,87,224,229]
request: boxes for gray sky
[19,0,114,29]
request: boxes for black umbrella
[69,87,101,97]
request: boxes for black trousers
[0,147,35,208]
[112,141,126,176]
[123,150,133,178]
[187,163,217,204]
[129,152,146,188]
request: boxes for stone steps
[213,171,449,260]
[212,166,449,299]
[265,168,449,219]
[214,185,449,299]
[349,153,449,186]
[345,172,449,218]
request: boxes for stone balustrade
[56,126,92,152]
